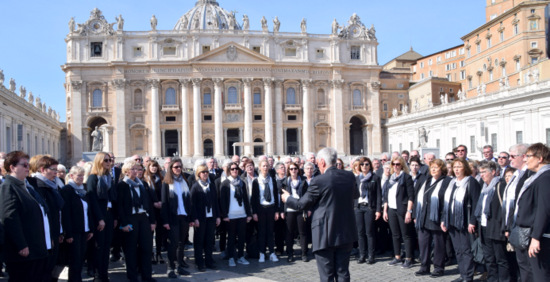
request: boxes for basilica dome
[174,0,241,31]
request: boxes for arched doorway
[227,129,240,156]
[87,116,107,152]
[203,139,213,157]
[349,116,365,155]
[164,130,179,156]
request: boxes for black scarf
[25,178,49,215]
[262,176,272,203]
[359,172,373,200]
[198,180,212,213]
[229,176,243,207]
[124,177,144,214]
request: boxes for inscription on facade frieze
[122,67,332,76]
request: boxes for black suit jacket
[60,184,93,239]
[480,179,506,241]
[251,177,279,214]
[443,176,481,229]
[285,166,359,252]
[86,174,117,228]
[503,169,532,232]
[219,179,252,219]
[354,173,382,212]
[0,175,48,262]
[413,176,452,231]
[281,176,310,212]
[190,181,219,222]
[34,178,64,240]
[515,170,550,240]
[382,173,415,216]
[160,181,192,226]
[117,181,156,227]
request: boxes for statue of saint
[0,69,4,85]
[9,78,15,92]
[116,14,124,30]
[331,19,339,35]
[180,15,189,30]
[228,13,236,30]
[403,104,408,114]
[273,16,280,33]
[19,86,26,98]
[91,126,103,152]
[418,127,428,148]
[392,108,398,117]
[242,14,249,30]
[68,17,75,33]
[300,18,307,33]
[261,16,268,32]
[150,15,157,31]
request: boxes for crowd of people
[0,142,548,282]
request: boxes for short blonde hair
[67,166,85,182]
[195,164,208,179]
[122,160,139,175]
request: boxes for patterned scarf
[68,179,87,198]
[198,179,212,213]
[228,176,243,206]
[443,176,470,229]
[124,176,144,213]
[474,176,500,221]
[359,172,373,200]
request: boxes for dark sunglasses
[360,163,370,166]
[17,163,30,168]
[172,166,182,169]
[392,163,401,166]
[230,167,239,171]
[103,159,111,163]
[289,167,299,171]
[498,156,509,159]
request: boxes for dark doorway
[286,129,298,155]
[227,129,241,156]
[164,130,179,157]
[203,139,213,157]
[349,116,365,155]
[254,138,264,156]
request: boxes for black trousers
[480,227,510,282]
[194,217,216,268]
[285,211,308,256]
[167,215,189,270]
[227,217,247,259]
[245,220,258,258]
[529,237,550,282]
[217,220,228,253]
[516,247,533,282]
[258,205,276,254]
[6,258,47,282]
[122,213,153,282]
[418,228,445,273]
[275,215,287,254]
[67,232,89,282]
[375,217,391,253]
[314,243,353,282]
[449,226,475,281]
[94,209,114,280]
[354,205,376,259]
[43,240,60,281]
[154,220,167,255]
[387,208,414,258]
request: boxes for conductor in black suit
[282,147,358,282]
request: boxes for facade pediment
[190,42,274,64]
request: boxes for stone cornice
[0,87,63,127]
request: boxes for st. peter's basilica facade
[63,0,381,163]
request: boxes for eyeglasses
[172,166,182,169]
[17,163,30,168]
[510,154,520,159]
[289,167,298,171]
[360,163,370,166]
[103,159,111,163]
[445,158,454,161]
[47,167,58,172]
[336,163,343,166]
[457,149,465,152]
[392,163,401,166]
[230,167,239,171]
[498,156,509,159]
[134,159,142,162]
[199,171,209,174]
[381,159,388,161]
[525,154,534,158]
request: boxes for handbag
[509,225,531,251]
[471,236,485,264]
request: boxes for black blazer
[190,181,219,222]
[413,173,429,196]
[285,166,359,252]
[515,170,550,240]
[60,184,92,239]
[251,176,279,214]
[281,176,310,212]
[0,175,48,262]
[414,176,452,231]
[503,169,532,232]
[34,178,64,240]
[444,176,481,229]
[86,174,117,227]
[383,173,415,216]
[354,173,382,212]
[117,180,156,228]
[160,180,192,226]
[219,179,252,219]
[480,179,506,241]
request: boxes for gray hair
[317,147,337,167]
[57,164,67,172]
[221,159,232,168]
[194,159,206,171]
[303,161,315,170]
[479,160,498,172]
[509,143,529,155]
[274,162,285,170]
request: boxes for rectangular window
[254,115,262,121]
[17,124,23,150]
[285,48,297,57]
[449,88,454,93]
[253,93,261,105]
[467,48,471,57]
[436,139,440,149]
[163,46,176,55]
[420,62,424,68]
[452,137,457,149]
[487,38,492,48]
[446,74,452,81]
[203,115,212,121]
[428,59,432,66]
[316,49,324,58]
[383,103,388,111]
[27,133,30,153]
[437,56,441,62]
[476,43,481,53]
[546,128,550,146]
[202,45,211,54]
[421,73,425,79]
[460,70,466,80]
[514,25,518,35]
[470,136,476,153]
[399,143,402,153]
[489,70,493,81]
[491,133,498,151]
[531,57,538,64]
[469,79,473,89]
[288,115,297,121]
[410,142,413,151]
[516,131,523,144]
[252,46,261,53]
[429,70,433,77]
[203,93,211,105]
[350,46,361,60]
[531,42,538,48]
[516,60,521,71]
[397,83,404,88]
[529,20,537,31]
[166,116,176,122]
[500,32,504,42]
[91,42,102,57]
[133,47,142,57]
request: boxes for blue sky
[0,0,485,122]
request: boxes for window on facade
[500,32,504,42]
[203,92,212,105]
[27,133,30,153]
[502,66,506,77]
[252,46,261,53]
[420,62,424,68]
[91,42,102,57]
[491,133,498,151]
[397,83,404,88]
[285,48,297,57]
[253,92,261,105]
[317,89,326,107]
[202,45,211,54]
[489,70,493,81]
[531,57,538,64]
[476,43,481,53]
[316,49,324,58]
[529,20,537,30]
[350,46,361,60]
[166,116,176,122]
[470,136,476,153]
[203,139,213,157]
[254,138,264,156]
[467,48,471,57]
[446,74,452,81]
[133,47,142,57]
[203,115,212,121]
[468,78,473,89]
[487,38,492,48]
[516,60,521,71]
[436,139,440,149]
[460,70,466,80]
[514,24,519,35]
[286,87,296,104]
[92,89,102,108]
[531,42,538,48]
[288,115,297,121]
[353,89,362,106]
[254,115,262,121]
[228,87,238,104]
[546,128,550,146]
[516,131,523,144]
[163,47,176,55]
[421,73,425,79]
[383,103,388,111]
[165,87,176,105]
[428,59,432,66]
[429,71,433,77]
[134,89,143,109]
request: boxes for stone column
[149,79,161,157]
[179,79,191,157]
[263,78,274,155]
[274,79,284,155]
[243,78,253,156]
[112,79,127,157]
[192,78,203,157]
[301,79,312,154]
[101,125,113,153]
[331,79,345,155]
[213,78,224,157]
[70,81,83,164]
[369,82,382,154]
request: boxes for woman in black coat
[219,162,252,267]
[413,159,451,277]
[190,165,220,271]
[60,166,94,282]
[383,156,415,268]
[117,160,156,282]
[142,161,163,264]
[354,157,382,265]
